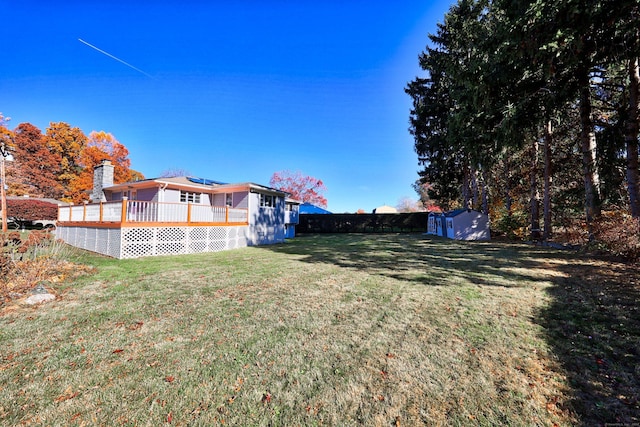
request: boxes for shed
[428,209,490,241]
[427,212,445,237]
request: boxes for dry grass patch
[0,234,638,425]
[1,233,95,314]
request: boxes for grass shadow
[271,233,570,288]
[538,258,640,425]
[267,233,640,424]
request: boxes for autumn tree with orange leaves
[1,115,143,204]
[46,122,88,201]
[269,170,327,207]
[67,131,140,203]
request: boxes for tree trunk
[504,154,512,214]
[462,164,471,209]
[530,137,541,240]
[626,57,640,218]
[471,168,479,210]
[543,120,553,241]
[481,168,489,215]
[579,80,601,237]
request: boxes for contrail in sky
[78,38,153,78]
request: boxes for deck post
[187,203,192,224]
[121,197,128,224]
[225,206,229,224]
[69,203,73,221]
[99,202,104,222]
[82,201,87,221]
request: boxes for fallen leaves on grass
[54,386,78,403]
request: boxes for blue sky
[2,1,453,213]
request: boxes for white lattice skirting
[56,226,249,259]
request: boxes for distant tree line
[1,113,143,204]
[407,0,639,242]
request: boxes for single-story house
[427,209,490,241]
[55,160,300,258]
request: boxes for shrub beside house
[2,196,62,229]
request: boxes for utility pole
[0,141,13,232]
[1,149,7,232]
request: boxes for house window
[260,194,275,207]
[180,191,201,204]
[226,193,233,207]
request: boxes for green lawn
[1,234,638,426]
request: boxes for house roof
[103,177,288,196]
[429,209,487,218]
[443,208,469,217]
[299,202,332,214]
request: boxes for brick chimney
[91,160,114,202]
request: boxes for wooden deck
[58,200,249,228]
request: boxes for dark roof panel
[186,177,227,186]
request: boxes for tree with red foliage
[10,123,63,198]
[269,170,327,208]
[5,198,58,229]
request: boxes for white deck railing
[58,200,248,225]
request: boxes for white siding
[234,191,249,209]
[164,188,181,203]
[450,211,491,240]
[213,193,226,206]
[247,192,286,245]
